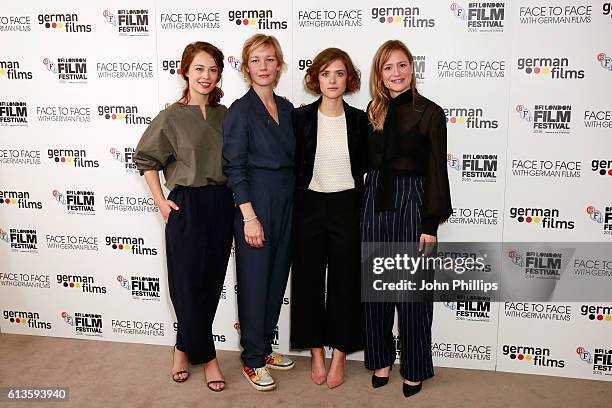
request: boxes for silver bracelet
[243,215,258,222]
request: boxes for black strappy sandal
[206,380,226,392]
[171,346,190,383]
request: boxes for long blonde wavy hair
[368,40,418,131]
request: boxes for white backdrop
[1,0,611,382]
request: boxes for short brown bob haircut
[304,48,361,95]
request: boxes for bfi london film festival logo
[112,319,165,337]
[106,236,158,256]
[104,195,157,214]
[443,298,491,322]
[437,59,504,78]
[508,250,564,280]
[0,227,38,253]
[504,302,571,322]
[110,147,138,174]
[447,207,499,226]
[510,158,581,178]
[43,57,87,84]
[444,107,499,129]
[0,15,31,31]
[597,52,612,72]
[585,205,612,236]
[516,104,571,134]
[371,6,435,28]
[0,190,42,210]
[518,5,592,24]
[117,275,160,301]
[36,105,91,123]
[62,311,103,337]
[228,9,288,29]
[573,256,612,278]
[580,305,612,322]
[57,274,107,294]
[96,61,154,79]
[0,272,50,289]
[102,10,150,36]
[449,2,505,32]
[159,11,220,30]
[52,189,95,216]
[577,347,612,377]
[431,341,492,361]
[516,57,584,79]
[502,344,565,369]
[509,207,575,230]
[0,60,33,80]
[0,149,41,166]
[98,105,151,125]
[37,13,91,32]
[45,234,98,252]
[0,102,27,127]
[48,148,99,169]
[3,310,52,330]
[297,9,363,28]
[447,153,498,182]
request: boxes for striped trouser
[360,170,435,382]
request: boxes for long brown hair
[178,42,224,107]
[368,40,418,131]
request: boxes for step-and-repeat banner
[1,0,611,382]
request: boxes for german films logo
[96,61,154,79]
[37,13,91,32]
[443,297,491,322]
[597,52,612,72]
[437,59,504,78]
[0,15,31,31]
[0,102,27,127]
[444,107,498,129]
[519,5,592,24]
[449,2,505,32]
[517,57,584,79]
[591,159,612,176]
[297,9,363,28]
[104,195,157,213]
[502,344,565,368]
[0,60,33,80]
[57,274,107,294]
[112,319,165,336]
[3,310,51,330]
[110,147,138,173]
[584,109,612,128]
[585,205,612,236]
[605,3,612,19]
[0,149,41,166]
[504,302,571,321]
[580,305,612,322]
[161,59,182,76]
[36,105,91,123]
[102,10,150,36]
[98,105,152,125]
[573,256,612,278]
[509,207,575,230]
[45,234,98,251]
[52,189,95,215]
[160,11,220,30]
[106,236,158,256]
[48,148,99,168]
[117,275,160,300]
[447,153,498,182]
[62,311,103,337]
[577,347,612,376]
[43,57,87,84]
[447,207,499,226]
[371,6,435,28]
[510,159,581,178]
[508,250,564,280]
[0,227,38,253]
[0,190,42,210]
[0,273,50,289]
[432,341,491,361]
[516,104,571,134]
[228,9,288,29]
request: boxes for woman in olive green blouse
[133,42,233,392]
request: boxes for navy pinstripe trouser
[361,170,435,382]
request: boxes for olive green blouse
[133,103,227,191]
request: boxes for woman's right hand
[158,199,179,224]
[244,218,265,248]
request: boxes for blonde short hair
[240,33,286,86]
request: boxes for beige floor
[0,333,610,408]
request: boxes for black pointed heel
[371,365,392,389]
[402,381,422,398]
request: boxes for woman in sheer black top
[362,40,452,398]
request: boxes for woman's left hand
[419,233,437,256]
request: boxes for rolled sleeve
[133,114,174,175]
[223,103,251,205]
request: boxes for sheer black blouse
[367,90,452,236]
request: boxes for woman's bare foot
[171,347,189,382]
[403,379,421,386]
[326,349,346,389]
[374,366,391,378]
[310,348,327,385]
[204,358,225,391]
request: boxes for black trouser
[290,189,364,353]
[166,185,234,365]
